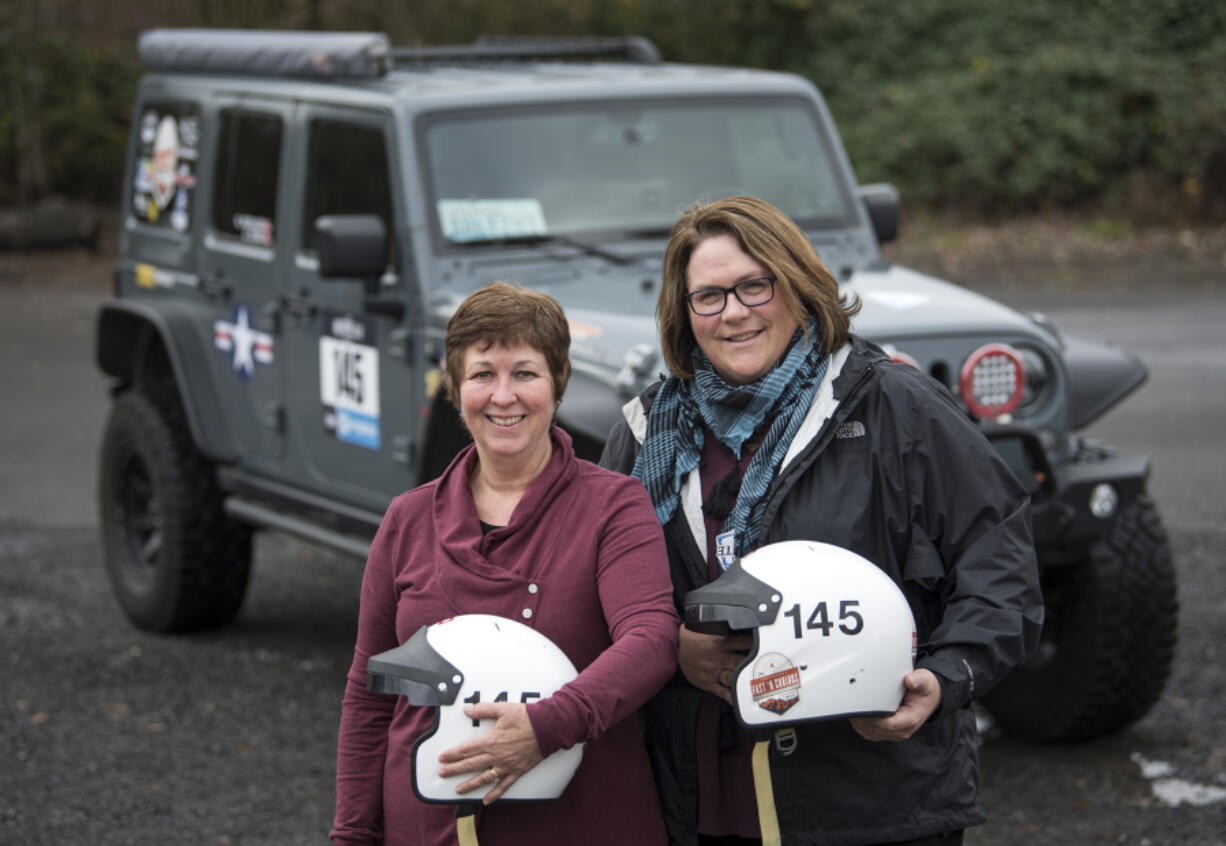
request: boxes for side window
[302,118,393,263]
[212,109,283,247]
[131,102,201,233]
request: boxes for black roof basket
[391,35,662,66]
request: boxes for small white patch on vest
[716,530,738,571]
[836,421,866,439]
[962,658,975,694]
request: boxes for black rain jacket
[600,336,1043,846]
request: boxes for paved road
[0,278,106,528]
[2,254,1224,844]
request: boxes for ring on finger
[488,766,500,784]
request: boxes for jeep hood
[432,257,1058,444]
[847,263,1043,340]
[437,258,1050,370]
[441,259,666,376]
[543,261,1052,374]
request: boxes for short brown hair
[442,281,572,407]
[658,196,860,378]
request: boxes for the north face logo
[836,421,866,439]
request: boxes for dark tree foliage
[3,0,1224,219]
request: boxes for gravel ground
[2,528,360,846]
[4,522,1224,845]
[969,526,1226,846]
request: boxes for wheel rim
[115,449,162,590]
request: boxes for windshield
[421,97,855,245]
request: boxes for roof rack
[391,35,662,66]
[136,30,662,80]
[138,29,391,79]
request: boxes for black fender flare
[96,299,236,463]
[554,372,622,463]
[1062,331,1148,430]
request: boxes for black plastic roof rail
[390,35,662,66]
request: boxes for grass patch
[1081,218,1133,240]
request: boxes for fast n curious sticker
[750,652,801,716]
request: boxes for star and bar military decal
[214,304,274,380]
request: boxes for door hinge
[199,272,231,301]
[392,434,413,467]
[263,402,285,433]
[388,327,411,361]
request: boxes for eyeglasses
[686,276,777,316]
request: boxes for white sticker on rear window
[438,198,547,243]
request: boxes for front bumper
[984,424,1150,550]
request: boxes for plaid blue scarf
[632,319,827,558]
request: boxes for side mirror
[857,183,900,245]
[314,214,388,290]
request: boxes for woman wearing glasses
[601,196,1041,846]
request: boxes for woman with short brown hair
[334,281,678,846]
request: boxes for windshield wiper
[617,227,672,239]
[459,233,635,266]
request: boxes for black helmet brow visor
[367,625,464,705]
[684,557,783,635]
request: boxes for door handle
[199,272,231,300]
[280,292,317,320]
[363,296,405,320]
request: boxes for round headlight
[1016,346,1050,413]
[1089,483,1119,519]
[960,343,1024,419]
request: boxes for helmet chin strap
[752,736,784,846]
[456,802,481,846]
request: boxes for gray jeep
[96,29,1175,742]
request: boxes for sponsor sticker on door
[320,312,380,450]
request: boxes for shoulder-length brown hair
[442,281,572,407]
[658,195,860,379]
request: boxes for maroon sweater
[331,429,678,846]
[695,434,760,837]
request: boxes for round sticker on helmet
[750,652,801,715]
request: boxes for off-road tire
[98,392,252,632]
[982,492,1177,741]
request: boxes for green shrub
[795,0,1226,218]
[2,0,1223,219]
[0,35,140,207]
[611,0,1226,218]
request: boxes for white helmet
[366,613,584,802]
[685,541,917,728]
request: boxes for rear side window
[131,102,201,233]
[212,109,283,247]
[301,118,393,261]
